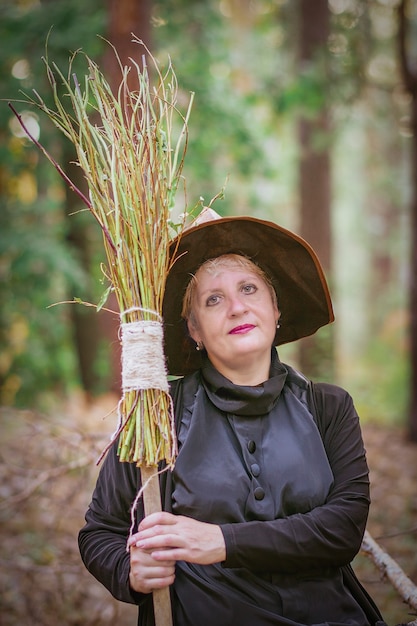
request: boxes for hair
[181,253,277,323]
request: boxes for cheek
[188,309,218,341]
[186,316,200,341]
[274,304,280,321]
[187,309,211,336]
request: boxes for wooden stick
[141,465,173,626]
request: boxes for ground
[0,395,416,625]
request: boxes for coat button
[247,440,256,453]
[251,463,260,477]
[254,487,265,500]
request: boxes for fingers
[129,514,226,565]
[138,511,177,532]
[129,546,175,594]
[127,512,178,551]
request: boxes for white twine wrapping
[96,317,173,466]
[121,320,169,393]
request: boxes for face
[187,260,279,378]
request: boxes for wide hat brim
[162,216,334,376]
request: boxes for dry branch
[362,530,417,614]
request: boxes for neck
[208,353,271,386]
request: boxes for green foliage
[152,0,288,212]
[0,0,413,424]
[0,159,88,403]
[0,0,106,405]
[350,312,410,426]
[0,0,105,123]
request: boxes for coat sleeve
[78,439,147,605]
[220,383,371,574]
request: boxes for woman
[79,211,386,626]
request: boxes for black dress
[79,351,385,626]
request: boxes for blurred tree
[298,0,331,273]
[296,0,334,381]
[99,0,154,393]
[51,0,154,398]
[105,0,152,86]
[324,1,410,425]
[398,0,417,442]
[152,0,282,216]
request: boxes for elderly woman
[79,213,386,626]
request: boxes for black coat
[78,360,385,626]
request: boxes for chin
[232,343,270,360]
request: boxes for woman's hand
[129,543,176,594]
[128,511,226,567]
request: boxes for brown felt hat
[162,209,334,376]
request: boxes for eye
[206,293,221,306]
[241,283,257,294]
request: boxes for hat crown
[186,206,221,229]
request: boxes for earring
[196,341,204,351]
[276,321,281,329]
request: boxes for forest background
[0,0,417,624]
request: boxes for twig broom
[10,37,195,625]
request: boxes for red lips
[229,324,256,335]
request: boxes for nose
[227,293,247,316]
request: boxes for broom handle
[140,465,173,626]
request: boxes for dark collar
[200,349,288,416]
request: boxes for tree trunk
[97,0,154,393]
[398,0,417,442]
[297,0,334,381]
[409,94,417,442]
[105,0,152,89]
[63,148,102,395]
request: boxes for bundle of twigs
[10,38,194,470]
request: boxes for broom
[10,37,195,625]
